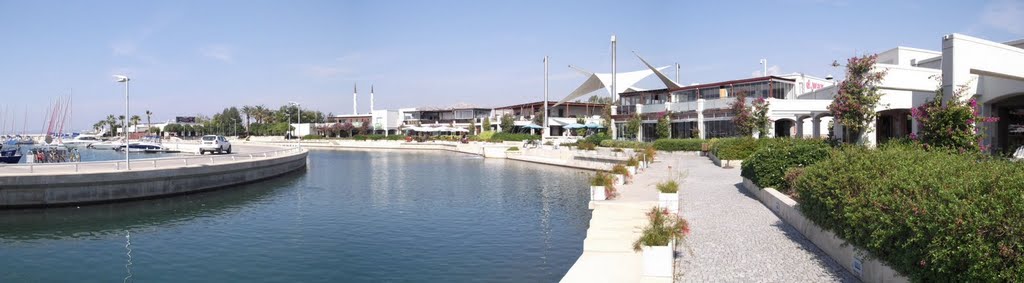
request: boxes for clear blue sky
[1,0,1021,132]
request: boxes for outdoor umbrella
[523,124,544,129]
[562,123,585,129]
[584,122,605,129]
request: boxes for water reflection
[0,150,591,282]
[0,169,305,242]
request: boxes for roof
[496,100,606,109]
[668,76,796,92]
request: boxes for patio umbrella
[584,122,605,129]
[522,124,544,129]
[562,123,585,129]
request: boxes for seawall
[0,147,308,208]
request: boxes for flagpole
[610,34,618,140]
[543,56,549,139]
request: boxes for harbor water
[0,150,593,282]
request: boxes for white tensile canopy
[552,66,667,108]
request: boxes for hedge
[491,132,540,141]
[599,139,651,149]
[652,138,703,151]
[739,139,831,194]
[710,137,760,160]
[793,146,1024,281]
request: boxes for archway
[876,109,912,144]
[774,119,794,138]
[989,93,1024,154]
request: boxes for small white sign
[852,255,864,276]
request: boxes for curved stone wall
[0,149,308,208]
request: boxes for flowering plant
[911,78,998,152]
[828,55,887,144]
[633,207,689,251]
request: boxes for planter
[627,166,637,176]
[590,186,607,201]
[612,174,625,186]
[641,244,674,277]
[659,192,678,214]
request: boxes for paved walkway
[672,154,857,282]
[561,157,675,283]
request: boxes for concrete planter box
[641,244,673,277]
[658,192,678,214]
[708,152,742,168]
[742,178,908,283]
[612,174,625,186]
[627,166,637,175]
[590,186,607,201]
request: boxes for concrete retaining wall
[741,178,908,283]
[0,150,308,208]
[708,152,742,168]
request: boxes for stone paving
[671,154,858,282]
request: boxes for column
[811,116,821,138]
[697,99,706,139]
[795,117,804,138]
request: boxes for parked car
[199,135,232,154]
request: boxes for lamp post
[114,75,130,170]
[289,101,301,148]
[759,59,767,77]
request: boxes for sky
[1,0,1022,133]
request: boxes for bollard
[116,162,119,170]
[153,160,157,168]
[232,156,236,161]
[75,163,79,172]
[29,164,33,173]
[184,159,188,166]
[249,154,253,160]
[210,157,214,164]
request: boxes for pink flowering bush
[828,55,887,143]
[911,79,998,152]
[730,93,771,138]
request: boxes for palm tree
[241,105,253,134]
[106,115,117,137]
[145,110,153,130]
[118,115,126,137]
[130,115,141,133]
[93,120,106,133]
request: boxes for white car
[199,135,232,154]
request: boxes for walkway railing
[0,146,304,175]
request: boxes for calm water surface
[0,150,592,282]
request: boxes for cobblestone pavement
[668,154,858,282]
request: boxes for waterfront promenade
[672,154,856,282]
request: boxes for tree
[656,112,671,139]
[482,116,491,132]
[731,92,754,137]
[106,115,118,137]
[117,115,126,136]
[751,98,771,138]
[827,54,888,144]
[500,114,514,133]
[241,105,253,133]
[130,115,141,132]
[626,114,641,140]
[145,110,153,130]
[601,101,613,135]
[93,121,106,134]
[469,119,477,135]
[532,111,544,126]
[911,79,999,152]
[587,95,612,104]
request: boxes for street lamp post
[114,75,130,170]
[289,101,301,148]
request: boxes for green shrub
[584,132,611,145]
[653,138,703,151]
[491,132,540,141]
[611,164,630,177]
[353,135,368,141]
[385,135,405,140]
[794,146,1024,281]
[740,139,832,194]
[476,131,495,141]
[625,156,639,167]
[599,139,650,149]
[578,141,597,150]
[655,180,679,193]
[506,146,519,151]
[632,206,689,251]
[302,134,324,140]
